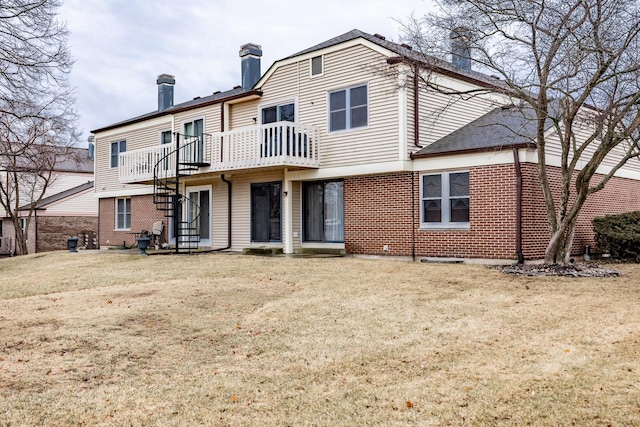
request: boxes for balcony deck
[119,122,320,184]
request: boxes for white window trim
[310,55,324,78]
[327,83,369,133]
[257,98,298,125]
[110,140,126,168]
[115,197,131,231]
[181,117,205,135]
[159,129,172,144]
[419,171,470,229]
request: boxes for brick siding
[345,165,640,261]
[36,216,98,252]
[99,195,167,248]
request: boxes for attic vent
[233,85,241,89]
[193,96,201,100]
[311,55,323,76]
[400,43,413,50]
[373,33,386,40]
[213,90,221,95]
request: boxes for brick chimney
[157,74,175,111]
[239,43,262,90]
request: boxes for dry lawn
[1,252,639,426]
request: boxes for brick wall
[344,167,518,259]
[521,164,640,259]
[344,173,415,256]
[99,195,167,247]
[344,164,640,261]
[36,216,98,252]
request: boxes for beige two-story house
[92,29,640,261]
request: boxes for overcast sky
[59,0,433,144]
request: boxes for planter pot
[67,237,79,253]
[136,237,151,256]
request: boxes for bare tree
[0,0,78,255]
[401,0,640,264]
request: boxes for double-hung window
[110,140,126,168]
[329,84,368,132]
[115,198,131,230]
[420,171,470,228]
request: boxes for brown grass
[1,252,639,426]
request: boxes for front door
[187,186,211,246]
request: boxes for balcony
[119,135,209,184]
[119,123,320,183]
[210,122,320,172]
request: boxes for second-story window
[329,84,368,132]
[262,103,295,124]
[160,130,172,144]
[110,140,126,168]
[311,55,323,77]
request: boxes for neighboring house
[91,29,640,262]
[0,147,98,255]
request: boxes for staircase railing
[152,133,209,253]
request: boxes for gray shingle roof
[93,29,509,135]
[413,106,546,157]
[21,181,94,210]
[91,87,249,133]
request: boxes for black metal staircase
[152,133,210,253]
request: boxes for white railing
[119,143,177,183]
[118,123,320,183]
[211,122,320,171]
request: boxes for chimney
[157,74,175,111]
[450,27,472,71]
[239,43,262,90]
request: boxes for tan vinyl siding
[40,189,98,215]
[94,118,172,194]
[543,126,640,175]
[291,181,302,250]
[229,101,258,130]
[254,44,400,168]
[229,171,284,251]
[416,77,498,152]
[211,179,230,248]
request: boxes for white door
[186,186,211,246]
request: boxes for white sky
[59,0,433,144]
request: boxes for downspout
[513,147,525,264]
[413,64,421,147]
[211,102,231,252]
[411,64,420,261]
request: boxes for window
[19,218,27,234]
[251,182,281,242]
[115,198,131,230]
[110,140,126,168]
[261,102,298,157]
[262,103,295,124]
[311,55,323,76]
[183,119,204,163]
[420,171,470,227]
[160,130,172,144]
[303,180,344,242]
[329,84,368,132]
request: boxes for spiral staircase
[152,133,209,253]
